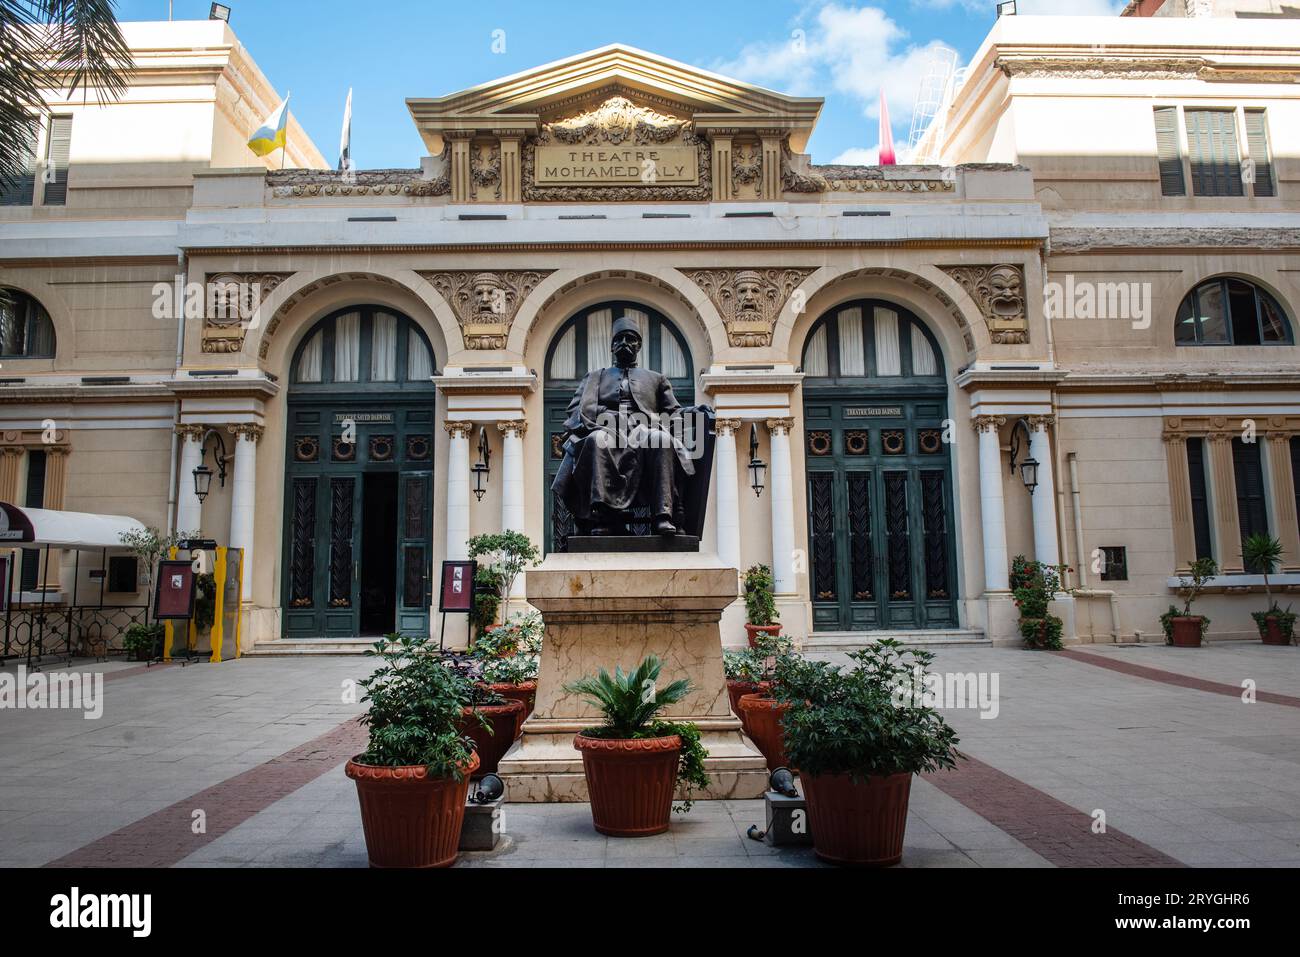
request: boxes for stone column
[1265,429,1300,571]
[227,424,263,601]
[759,132,784,200]
[445,421,472,560]
[710,132,734,201]
[40,446,69,589]
[1206,431,1243,573]
[496,134,522,203]
[1027,416,1060,568]
[0,446,23,502]
[176,425,205,535]
[975,416,1010,591]
[766,418,796,594]
[713,418,742,572]
[498,419,526,597]
[1163,430,1196,573]
[447,131,475,203]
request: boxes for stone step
[243,638,387,656]
[801,629,989,653]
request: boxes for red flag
[879,89,896,165]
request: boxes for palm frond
[37,0,133,100]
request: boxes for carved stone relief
[202,273,291,354]
[419,270,552,350]
[939,264,1030,345]
[682,267,816,347]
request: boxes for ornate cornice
[267,164,450,198]
[681,267,815,347]
[1051,227,1300,254]
[940,264,1030,345]
[419,270,552,350]
[995,55,1300,85]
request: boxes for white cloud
[831,146,880,165]
[713,4,955,122]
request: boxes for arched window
[801,300,943,381]
[1175,277,1292,346]
[291,306,436,388]
[0,288,56,358]
[545,300,692,387]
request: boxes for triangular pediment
[407,44,822,153]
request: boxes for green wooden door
[396,471,432,635]
[805,399,957,631]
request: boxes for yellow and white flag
[248,93,290,157]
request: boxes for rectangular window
[20,450,47,591]
[41,115,72,206]
[1099,546,1128,582]
[0,124,37,206]
[1244,109,1274,199]
[1153,106,1186,197]
[1186,438,1214,562]
[1232,438,1269,543]
[107,556,138,593]
[1186,109,1244,197]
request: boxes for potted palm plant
[564,655,710,836]
[777,639,960,867]
[743,564,780,647]
[345,635,480,868]
[1242,533,1296,645]
[1166,556,1218,648]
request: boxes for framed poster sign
[154,560,196,620]
[438,560,476,614]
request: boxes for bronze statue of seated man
[551,315,696,536]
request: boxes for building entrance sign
[534,146,698,186]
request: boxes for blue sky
[117,0,1122,167]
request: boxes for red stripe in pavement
[1054,648,1300,708]
[922,753,1185,868]
[46,717,366,868]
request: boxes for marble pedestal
[498,551,769,802]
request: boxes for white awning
[0,503,147,551]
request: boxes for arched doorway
[542,300,694,552]
[282,306,438,638]
[801,299,957,631]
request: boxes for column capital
[176,424,205,441]
[765,417,795,436]
[444,420,473,439]
[715,417,742,436]
[228,423,265,443]
[0,446,22,459]
[1205,430,1234,445]
[972,415,1006,434]
[43,445,69,458]
[1161,430,1188,445]
[1026,414,1055,432]
[496,419,527,438]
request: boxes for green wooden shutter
[1231,438,1269,545]
[42,115,72,206]
[1153,107,1185,197]
[1186,109,1243,197]
[1244,109,1274,198]
[0,125,37,206]
[1186,439,1213,562]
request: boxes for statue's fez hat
[611,315,643,341]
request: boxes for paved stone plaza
[1,642,1297,868]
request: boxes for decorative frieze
[419,270,553,350]
[940,264,1030,345]
[681,268,816,347]
[267,163,450,198]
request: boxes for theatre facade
[2,15,1299,650]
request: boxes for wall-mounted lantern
[192,429,228,504]
[748,424,767,498]
[472,426,491,502]
[1008,418,1039,496]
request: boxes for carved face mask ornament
[471,273,507,319]
[986,265,1024,322]
[733,271,765,320]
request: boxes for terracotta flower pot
[574,732,681,837]
[801,770,912,867]
[459,699,525,775]
[745,623,782,648]
[726,680,770,731]
[485,681,537,735]
[1170,616,1204,648]
[345,753,479,868]
[739,693,790,771]
[1260,616,1293,646]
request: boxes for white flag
[338,87,353,172]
